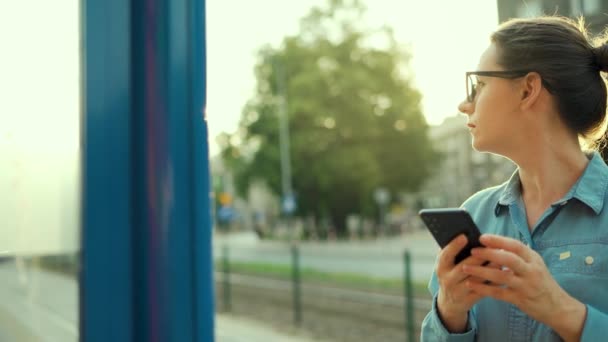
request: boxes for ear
[520,72,543,109]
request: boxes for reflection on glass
[0,1,80,341]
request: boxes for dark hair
[491,16,608,149]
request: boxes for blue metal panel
[131,1,171,340]
[131,0,212,341]
[81,0,133,341]
[190,1,215,341]
[167,0,195,340]
[83,0,210,340]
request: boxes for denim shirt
[421,152,608,341]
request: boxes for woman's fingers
[465,262,501,284]
[479,234,533,262]
[471,246,528,276]
[435,236,500,304]
[437,234,468,274]
[465,278,517,303]
[462,263,519,288]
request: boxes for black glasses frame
[465,70,532,102]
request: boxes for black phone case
[419,208,483,264]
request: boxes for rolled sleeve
[581,305,608,342]
[420,295,477,342]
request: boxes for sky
[206,0,499,155]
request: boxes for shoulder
[460,181,512,234]
[461,181,508,213]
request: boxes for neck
[496,109,591,206]
[507,139,589,206]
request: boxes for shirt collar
[569,151,608,214]
[495,152,608,216]
[497,168,521,207]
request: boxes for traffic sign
[282,194,296,214]
[217,205,234,222]
[374,187,390,205]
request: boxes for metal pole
[275,59,293,201]
[222,245,231,312]
[291,244,302,325]
[403,251,415,342]
[274,57,295,239]
[379,204,385,236]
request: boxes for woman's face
[458,44,522,154]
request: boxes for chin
[471,137,485,152]
[471,138,494,153]
[472,138,504,155]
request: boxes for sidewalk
[216,314,327,342]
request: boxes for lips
[467,123,476,128]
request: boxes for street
[213,230,440,283]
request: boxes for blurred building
[415,115,516,208]
[497,0,608,34]
[210,155,279,232]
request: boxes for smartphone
[418,208,483,264]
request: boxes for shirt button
[585,256,594,265]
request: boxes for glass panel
[0,1,81,341]
[208,1,499,339]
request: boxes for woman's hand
[435,234,493,333]
[462,234,586,342]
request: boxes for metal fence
[216,245,434,342]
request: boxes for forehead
[477,43,502,70]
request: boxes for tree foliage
[220,0,440,234]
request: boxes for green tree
[220,0,440,236]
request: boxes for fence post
[291,243,302,325]
[403,251,415,342]
[222,245,231,312]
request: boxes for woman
[421,16,608,341]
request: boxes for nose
[458,98,474,116]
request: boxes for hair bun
[593,44,608,72]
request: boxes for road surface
[213,230,440,283]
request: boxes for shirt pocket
[543,242,608,276]
[542,241,608,313]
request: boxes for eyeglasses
[465,70,531,103]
